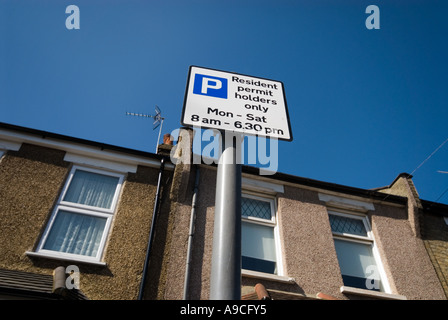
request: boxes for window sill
[26,251,107,267]
[242,269,295,284]
[340,286,407,300]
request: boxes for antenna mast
[126,106,165,153]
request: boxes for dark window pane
[242,256,276,274]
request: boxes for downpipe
[138,157,165,300]
[183,165,200,300]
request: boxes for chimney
[163,133,173,145]
[157,133,174,156]
[255,283,271,300]
[52,266,66,295]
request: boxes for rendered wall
[170,165,446,300]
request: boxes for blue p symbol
[193,74,228,99]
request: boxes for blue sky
[1,0,447,204]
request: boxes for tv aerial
[126,106,165,153]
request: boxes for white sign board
[181,66,293,141]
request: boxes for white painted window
[241,193,282,275]
[36,166,123,263]
[329,211,390,293]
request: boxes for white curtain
[44,210,106,257]
[44,169,119,257]
[63,170,119,209]
[333,239,379,281]
[242,221,276,262]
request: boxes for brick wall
[421,211,448,298]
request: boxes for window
[37,166,123,262]
[241,194,280,275]
[329,211,386,292]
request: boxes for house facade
[420,199,448,297]
[0,123,446,300]
[0,123,175,299]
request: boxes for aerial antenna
[126,106,165,153]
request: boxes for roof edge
[241,166,407,205]
[0,122,169,162]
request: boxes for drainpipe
[138,157,165,300]
[183,165,200,300]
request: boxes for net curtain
[43,170,119,257]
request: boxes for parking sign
[182,66,292,141]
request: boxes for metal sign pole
[209,131,242,300]
[181,65,293,300]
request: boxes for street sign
[182,66,293,141]
[181,66,294,300]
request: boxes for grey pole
[209,132,242,300]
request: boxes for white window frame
[34,165,124,264]
[241,192,284,277]
[58,166,123,215]
[329,210,391,294]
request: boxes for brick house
[0,123,446,300]
[420,200,448,297]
